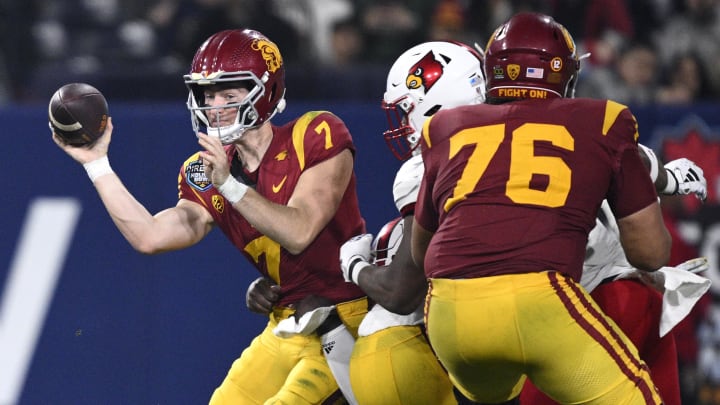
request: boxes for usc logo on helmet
[406,51,444,93]
[252,39,283,73]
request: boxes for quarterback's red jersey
[415,98,657,281]
[178,111,366,306]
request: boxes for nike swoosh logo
[272,176,287,193]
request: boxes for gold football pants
[426,273,662,404]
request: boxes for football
[49,83,109,146]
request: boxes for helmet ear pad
[484,12,580,101]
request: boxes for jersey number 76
[443,123,574,212]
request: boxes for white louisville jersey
[393,155,424,213]
[580,200,634,292]
[581,200,711,336]
[358,215,424,337]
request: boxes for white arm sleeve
[392,155,424,213]
[638,143,660,183]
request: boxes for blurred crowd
[0,0,719,105]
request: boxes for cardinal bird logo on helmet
[406,51,444,93]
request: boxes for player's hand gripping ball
[48,83,109,146]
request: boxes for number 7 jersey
[415,98,658,281]
[178,111,366,307]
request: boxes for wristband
[348,257,371,285]
[663,168,679,195]
[83,156,113,182]
[217,175,248,204]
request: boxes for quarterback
[53,28,367,404]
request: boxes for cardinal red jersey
[178,111,366,307]
[415,98,657,281]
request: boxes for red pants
[520,279,680,405]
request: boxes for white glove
[273,305,336,338]
[339,234,373,284]
[613,257,712,337]
[663,158,707,201]
[676,257,709,274]
[617,257,710,291]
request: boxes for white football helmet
[372,217,404,266]
[382,41,486,160]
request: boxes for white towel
[273,305,336,338]
[616,257,711,337]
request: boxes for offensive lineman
[411,12,669,403]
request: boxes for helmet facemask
[186,74,269,145]
[382,95,422,161]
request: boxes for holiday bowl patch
[184,157,212,192]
